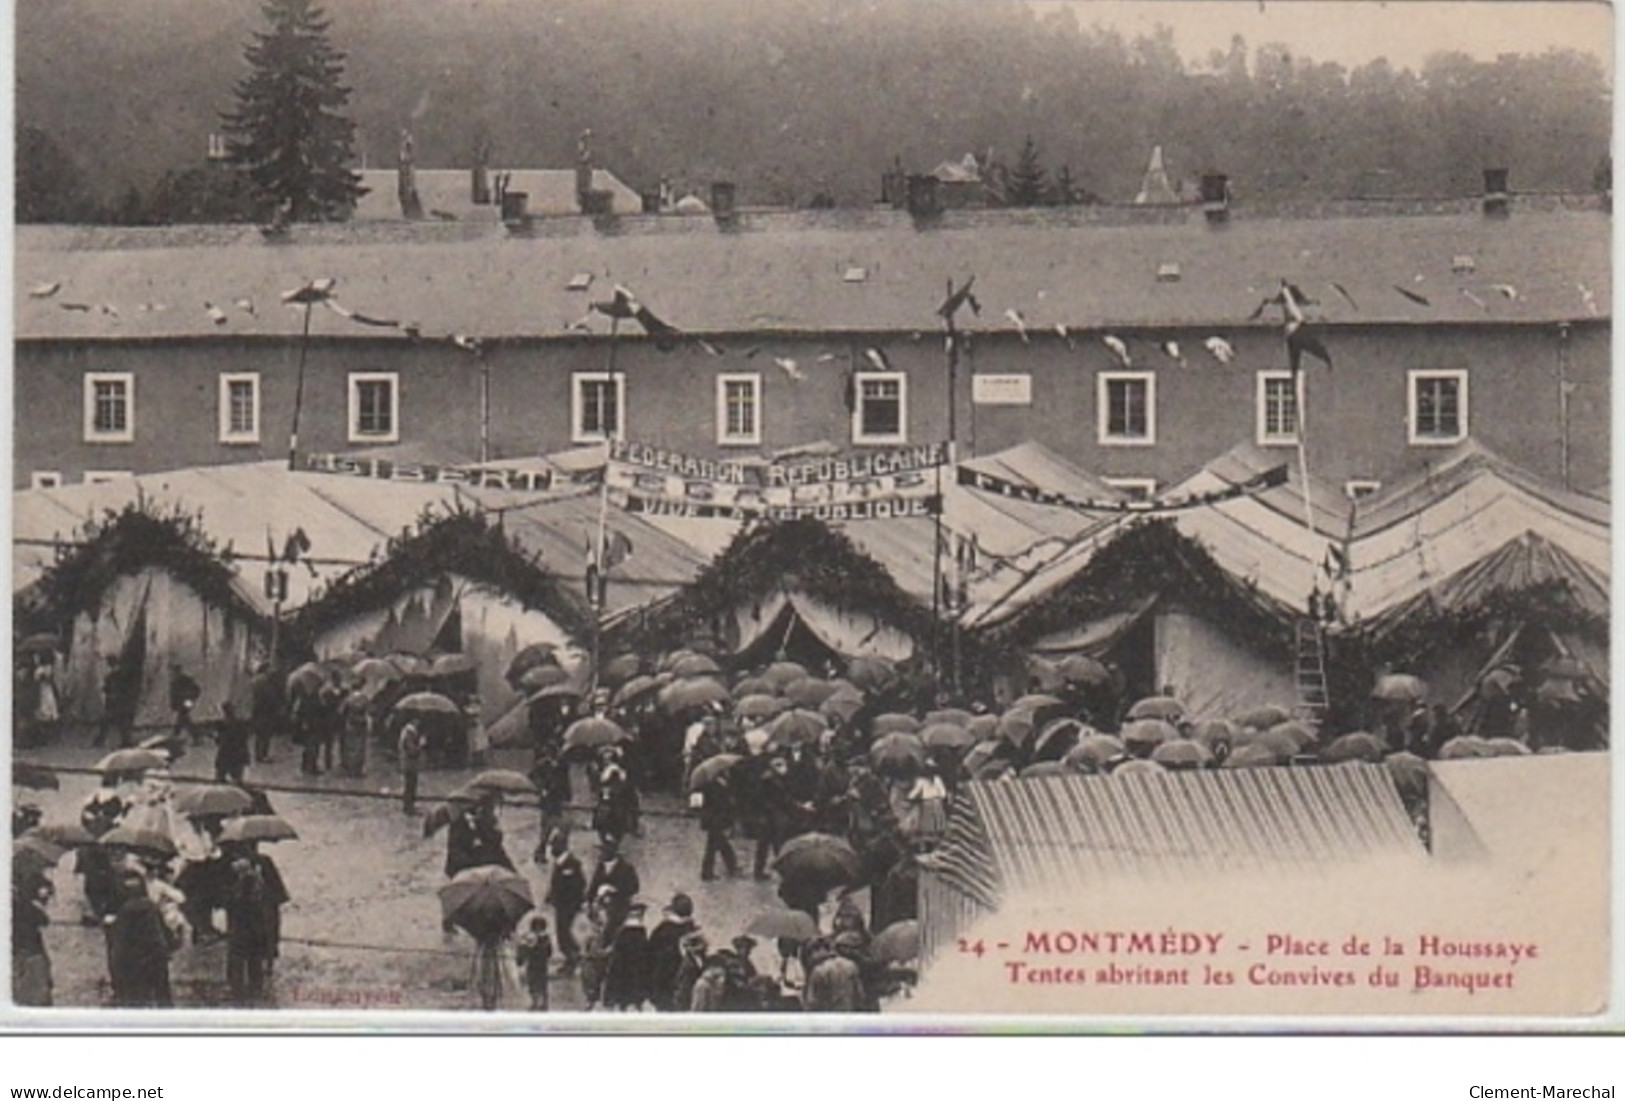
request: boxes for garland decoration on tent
[981,518,1296,660]
[615,517,934,657]
[1358,580,1607,677]
[291,507,593,646]
[24,502,264,636]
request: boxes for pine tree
[221,0,366,221]
[1007,135,1047,207]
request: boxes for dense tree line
[16,0,1612,222]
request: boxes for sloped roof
[12,461,711,619]
[1346,440,1610,623]
[926,763,1425,907]
[353,168,642,222]
[16,206,1609,342]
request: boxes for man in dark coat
[646,893,697,1011]
[214,702,252,785]
[169,662,202,744]
[587,837,640,932]
[752,755,800,880]
[249,663,282,763]
[600,902,651,1011]
[445,797,514,878]
[224,854,271,1003]
[105,870,173,1007]
[698,772,740,881]
[541,829,585,974]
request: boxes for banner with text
[304,453,562,492]
[957,463,1290,514]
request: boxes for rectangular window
[1256,371,1302,445]
[1408,369,1468,445]
[218,372,261,443]
[716,373,762,446]
[348,372,400,443]
[852,372,907,445]
[83,470,134,485]
[29,471,62,489]
[1097,372,1156,445]
[83,373,135,443]
[571,372,625,443]
[1103,477,1158,502]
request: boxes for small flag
[1204,336,1235,364]
[234,297,256,315]
[1102,335,1132,367]
[1288,325,1333,374]
[591,284,681,350]
[1393,284,1431,307]
[1003,309,1031,343]
[863,347,892,371]
[1160,340,1184,364]
[1490,283,1520,301]
[1330,282,1359,311]
[282,527,312,567]
[936,276,981,319]
[1460,288,1488,312]
[774,357,803,380]
[696,339,726,357]
[452,334,483,353]
[282,278,336,305]
[205,302,229,325]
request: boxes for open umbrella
[1267,721,1319,750]
[1127,695,1185,722]
[659,678,729,713]
[173,784,253,818]
[1439,736,1493,760]
[773,833,861,892]
[518,665,570,693]
[1322,732,1388,765]
[286,662,328,696]
[1192,719,1240,748]
[613,674,661,707]
[1032,718,1089,762]
[871,919,921,964]
[1065,734,1126,769]
[820,691,865,723]
[762,661,811,689]
[920,722,975,751]
[871,713,922,736]
[563,716,631,751]
[429,654,477,678]
[1484,738,1531,757]
[29,822,95,847]
[688,753,744,792]
[1056,654,1111,685]
[1013,693,1065,713]
[1121,718,1178,749]
[1110,759,1167,778]
[1150,738,1212,769]
[218,815,299,844]
[601,653,643,687]
[1223,744,1283,769]
[961,741,1002,776]
[94,749,168,775]
[736,694,786,722]
[1020,761,1070,779]
[17,633,60,655]
[1234,704,1293,730]
[745,908,820,942]
[871,731,927,771]
[1371,673,1428,703]
[996,709,1036,747]
[11,763,59,790]
[658,649,703,674]
[1244,727,1303,759]
[99,824,178,857]
[439,865,535,941]
[352,657,401,685]
[506,643,561,685]
[670,654,723,679]
[844,656,895,692]
[783,677,839,709]
[967,714,999,741]
[528,683,583,704]
[1384,752,1430,800]
[732,676,776,700]
[766,709,828,750]
[924,708,974,728]
[387,653,431,677]
[470,770,537,796]
[394,691,460,717]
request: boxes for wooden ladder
[1294,618,1330,723]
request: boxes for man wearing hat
[601,901,651,1011]
[697,768,740,881]
[587,837,640,933]
[541,830,585,975]
[515,912,554,1010]
[646,893,698,1011]
[105,869,173,1008]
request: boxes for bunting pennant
[957,463,1289,515]
[591,284,682,350]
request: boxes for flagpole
[1295,370,1316,536]
[590,315,621,691]
[287,300,314,472]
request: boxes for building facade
[15,200,1610,495]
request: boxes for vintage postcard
[6,0,1615,1030]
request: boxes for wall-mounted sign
[973,374,1032,406]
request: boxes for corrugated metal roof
[932,764,1425,905]
[16,207,1609,342]
[12,461,713,619]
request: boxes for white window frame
[1097,371,1157,446]
[1407,369,1469,446]
[83,372,135,443]
[571,372,625,443]
[218,372,261,444]
[347,372,400,444]
[29,471,62,489]
[83,470,134,485]
[851,371,908,445]
[715,372,763,447]
[1103,476,1158,502]
[1255,370,1304,447]
[1344,479,1383,501]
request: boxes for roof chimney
[711,181,738,223]
[471,140,492,205]
[1199,172,1231,225]
[397,129,424,220]
[905,174,943,222]
[575,129,594,212]
[1482,167,1510,218]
